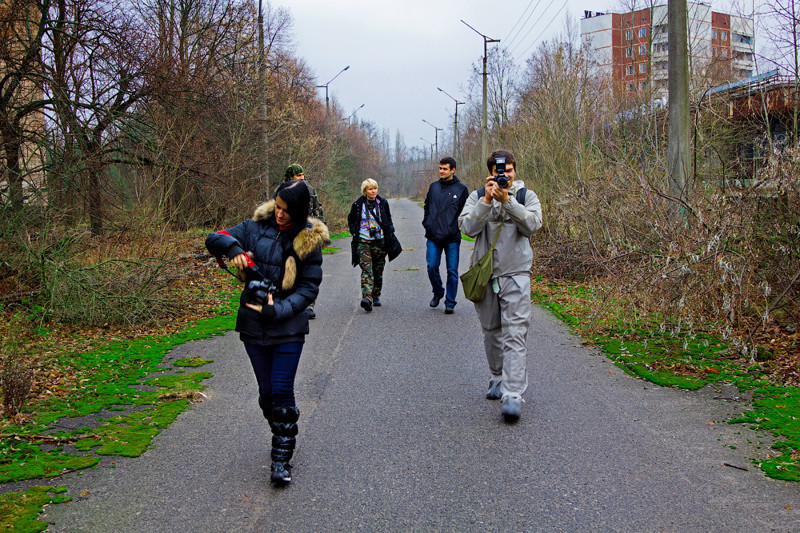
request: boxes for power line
[508,0,555,54]
[515,0,570,59]
[505,0,547,51]
[502,0,538,45]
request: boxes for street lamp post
[437,87,465,159]
[419,137,435,162]
[422,119,443,161]
[345,103,365,125]
[462,20,499,162]
[316,65,350,117]
[257,0,269,190]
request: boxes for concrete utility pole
[462,20,499,163]
[437,87,465,159]
[667,0,690,224]
[258,0,269,193]
[422,119,443,161]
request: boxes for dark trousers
[244,342,303,408]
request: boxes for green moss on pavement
[0,486,70,532]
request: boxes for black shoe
[306,307,316,319]
[430,295,443,308]
[270,461,292,485]
[372,297,381,307]
[360,298,373,312]
[444,305,454,314]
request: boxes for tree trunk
[87,156,103,237]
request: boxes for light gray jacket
[458,179,543,278]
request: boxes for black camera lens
[495,175,509,188]
[246,279,276,305]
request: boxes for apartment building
[580,2,755,100]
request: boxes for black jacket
[205,200,329,346]
[347,195,400,266]
[422,176,469,245]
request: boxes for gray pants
[474,274,531,396]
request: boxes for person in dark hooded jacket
[205,180,329,485]
[422,156,468,314]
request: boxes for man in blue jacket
[422,156,469,314]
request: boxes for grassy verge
[0,486,70,532]
[0,291,239,528]
[532,280,800,482]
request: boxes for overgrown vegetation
[2,0,800,526]
[533,280,800,481]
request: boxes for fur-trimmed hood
[252,199,329,290]
[253,200,329,258]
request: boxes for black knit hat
[275,180,310,231]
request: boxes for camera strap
[213,230,264,282]
[365,201,381,223]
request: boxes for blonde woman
[347,179,401,312]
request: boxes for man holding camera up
[458,149,542,422]
[422,156,469,314]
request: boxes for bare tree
[0,0,50,212]
[44,0,153,235]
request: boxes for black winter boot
[269,406,299,485]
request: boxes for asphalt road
[44,198,799,532]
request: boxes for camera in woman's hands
[246,279,277,305]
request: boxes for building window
[639,44,647,55]
[639,63,647,73]
[627,83,634,92]
[639,27,647,38]
[625,30,632,40]
[626,65,634,76]
[734,33,751,45]
[639,81,647,92]
[712,29,718,39]
[723,48,729,57]
[721,31,728,41]
[626,47,632,58]
[712,47,718,57]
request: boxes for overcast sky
[273,0,748,155]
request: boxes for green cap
[284,164,304,180]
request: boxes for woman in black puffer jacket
[205,180,329,485]
[347,178,401,312]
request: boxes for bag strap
[489,220,504,251]
[470,220,504,267]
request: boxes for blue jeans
[426,240,460,307]
[244,342,303,408]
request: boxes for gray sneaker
[501,393,522,423]
[486,378,502,400]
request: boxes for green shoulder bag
[460,221,503,303]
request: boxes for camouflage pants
[357,239,387,300]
